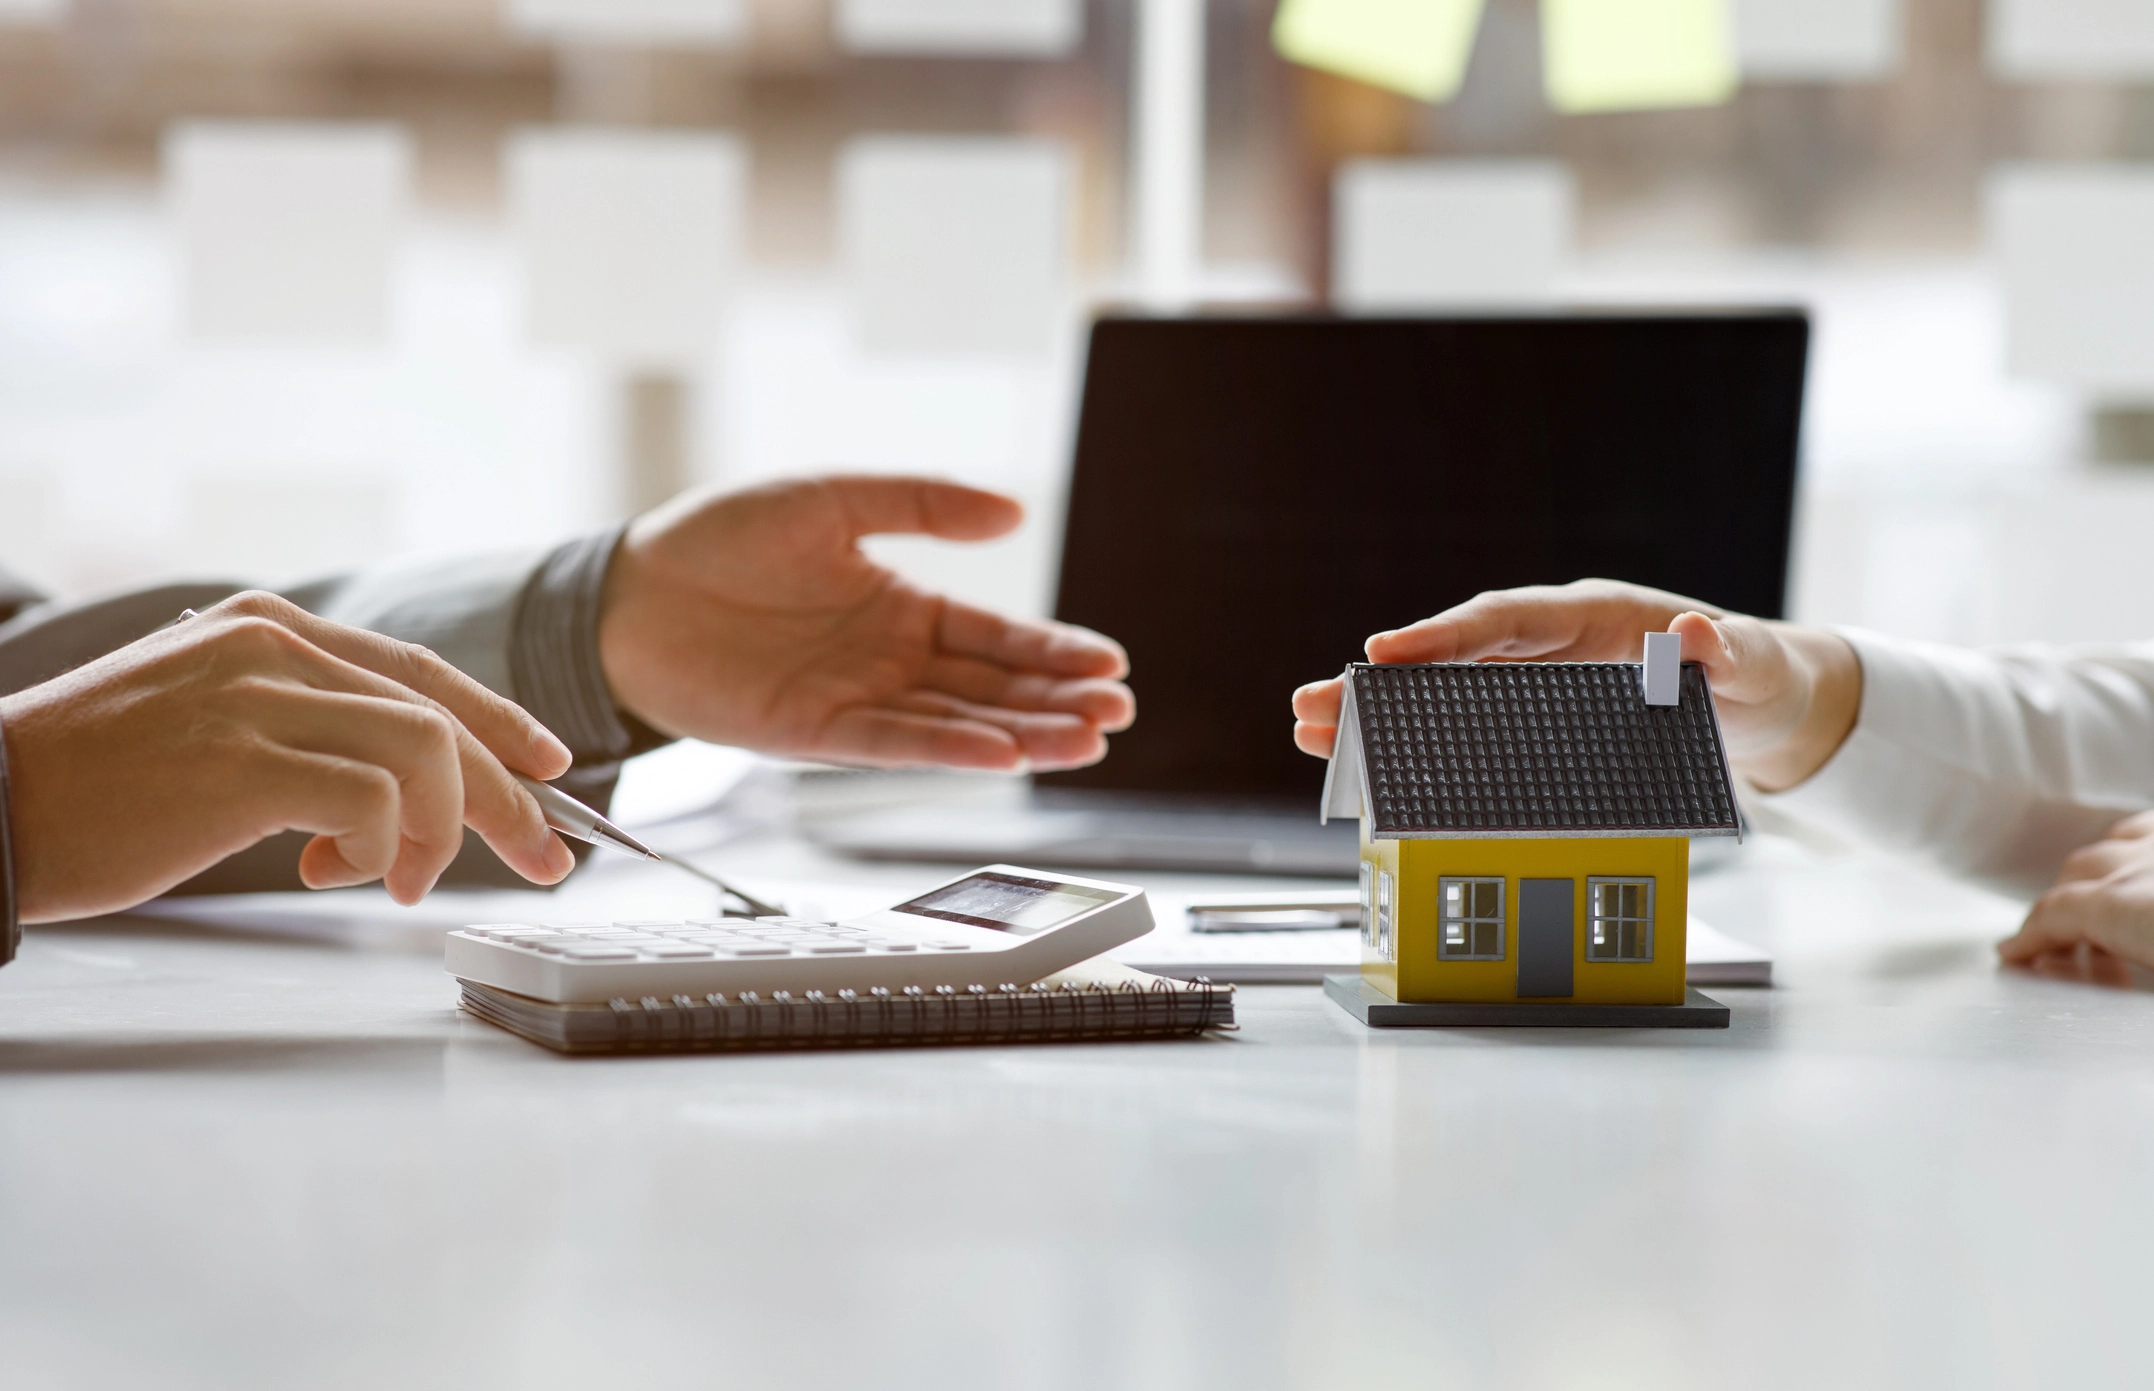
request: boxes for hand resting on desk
[1289,577,2154,977]
[2000,811,2154,971]
[0,592,575,924]
[599,476,1134,773]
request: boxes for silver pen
[513,775,782,918]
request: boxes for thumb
[817,475,1024,543]
[1669,610,1787,705]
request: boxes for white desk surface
[2,831,2149,1391]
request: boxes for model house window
[1376,869,1396,963]
[1438,877,1505,960]
[1587,878,1654,962]
[1358,861,1375,951]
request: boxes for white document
[1989,165,2154,395]
[166,120,408,345]
[507,127,745,364]
[608,741,762,829]
[504,0,745,46]
[1333,159,1572,312]
[1989,0,2154,80]
[835,0,1081,56]
[838,135,1070,358]
[1117,895,1772,987]
[1733,0,1901,80]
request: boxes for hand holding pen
[1,592,576,924]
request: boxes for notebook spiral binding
[458,974,1237,1055]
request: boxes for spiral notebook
[458,960,1237,1055]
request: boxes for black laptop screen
[1043,312,1808,806]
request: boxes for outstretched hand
[1288,578,1861,793]
[598,477,1135,771]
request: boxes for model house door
[1516,878,1575,998]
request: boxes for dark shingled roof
[1346,662,1739,838]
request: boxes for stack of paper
[1114,893,1772,986]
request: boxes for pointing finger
[937,602,1129,679]
[817,475,1026,543]
[920,655,1134,730]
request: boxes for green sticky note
[1272,0,1488,104]
[1542,0,1738,114]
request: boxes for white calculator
[445,864,1155,1005]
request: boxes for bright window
[1358,860,1375,951]
[1587,877,1654,962]
[1439,877,1505,960]
[1376,869,1396,963]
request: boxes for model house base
[1323,974,1731,1029]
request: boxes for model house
[1320,636,1741,1007]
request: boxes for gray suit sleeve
[0,529,664,905]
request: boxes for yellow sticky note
[1272,0,1488,103]
[1542,0,1738,114]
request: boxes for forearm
[1757,632,2154,896]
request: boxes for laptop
[813,310,1809,876]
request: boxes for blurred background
[2,0,2153,648]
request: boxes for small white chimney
[1642,631,1681,707]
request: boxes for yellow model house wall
[1359,831,1689,1006]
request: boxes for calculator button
[875,941,918,952]
[558,944,637,960]
[639,944,715,959]
[719,944,793,957]
[927,942,971,951]
[807,943,866,954]
[614,920,684,930]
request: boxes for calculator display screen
[893,873,1121,935]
